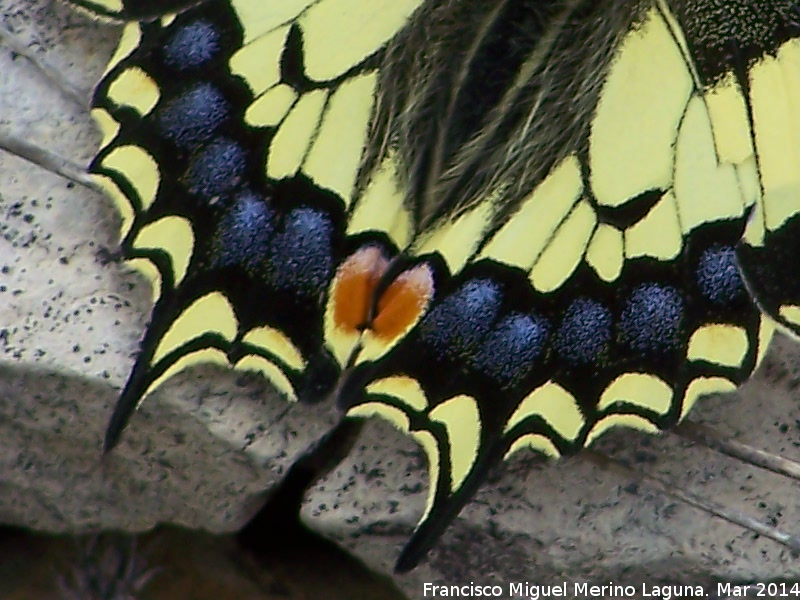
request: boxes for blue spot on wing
[185,138,246,200]
[419,279,502,361]
[163,20,221,70]
[213,192,273,270]
[617,284,684,354]
[157,83,230,150]
[696,245,744,305]
[471,312,550,388]
[555,298,611,365]
[264,208,333,295]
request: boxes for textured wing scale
[69,0,800,573]
[735,19,800,339]
[82,0,427,450]
[342,1,786,570]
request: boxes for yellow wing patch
[479,154,583,270]
[586,224,624,282]
[529,200,596,292]
[266,89,328,179]
[624,192,681,259]
[246,84,298,127]
[303,73,378,204]
[590,7,691,208]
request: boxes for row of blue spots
[213,191,273,270]
[212,194,333,297]
[185,138,247,201]
[696,245,744,305]
[471,313,550,388]
[418,279,501,361]
[157,83,230,150]
[155,19,249,202]
[616,284,683,355]
[263,207,333,295]
[416,244,745,385]
[555,298,612,364]
[162,20,222,71]
[157,17,335,297]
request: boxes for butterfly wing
[734,20,800,339]
[69,0,428,450]
[341,0,787,571]
[65,0,203,20]
[67,0,800,573]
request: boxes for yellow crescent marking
[779,305,800,329]
[133,216,194,286]
[235,355,297,402]
[429,395,481,492]
[106,67,160,116]
[126,257,162,305]
[504,434,561,460]
[756,316,777,368]
[242,326,306,371]
[687,324,749,368]
[598,373,673,415]
[152,292,238,364]
[505,381,583,443]
[100,145,160,210]
[365,376,428,412]
[91,108,120,151]
[346,403,440,523]
[95,0,123,10]
[585,414,659,446]
[143,348,229,401]
[104,22,141,77]
[679,377,736,420]
[91,174,133,242]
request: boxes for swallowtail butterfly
[64,0,800,571]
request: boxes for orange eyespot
[326,246,436,366]
[331,246,390,334]
[372,263,435,342]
